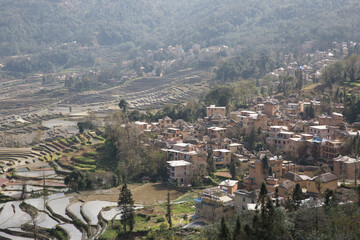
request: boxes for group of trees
[322,55,360,89]
[123,101,205,123]
[2,0,360,73]
[216,52,277,81]
[343,93,360,123]
[4,46,95,75]
[104,111,168,182]
[64,170,119,191]
[196,183,360,240]
[204,83,258,112]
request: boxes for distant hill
[1,0,359,64]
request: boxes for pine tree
[230,158,239,179]
[218,217,231,240]
[257,182,268,213]
[233,215,242,240]
[262,155,269,173]
[292,183,303,210]
[118,184,135,233]
[206,151,216,177]
[166,192,172,228]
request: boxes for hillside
[0,0,360,62]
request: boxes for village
[129,98,359,224]
[0,40,359,239]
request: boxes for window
[243,198,246,202]
[309,183,311,186]
[242,206,246,210]
[251,199,255,203]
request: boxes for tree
[257,182,268,211]
[356,186,360,206]
[252,182,278,239]
[191,161,207,187]
[233,215,242,240]
[324,189,338,214]
[275,187,280,207]
[21,182,27,200]
[29,209,39,240]
[315,179,322,195]
[230,158,239,179]
[206,151,216,177]
[166,192,172,229]
[118,184,135,233]
[118,99,129,114]
[262,155,269,173]
[292,183,304,210]
[77,122,84,133]
[245,128,257,151]
[218,217,231,240]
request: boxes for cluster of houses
[132,98,359,222]
[269,41,358,87]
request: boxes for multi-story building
[231,110,268,134]
[219,180,239,195]
[163,143,199,162]
[333,155,360,180]
[158,116,172,128]
[228,143,243,153]
[134,121,148,132]
[167,160,192,185]
[286,103,300,115]
[299,100,321,115]
[234,189,259,213]
[206,105,226,118]
[162,127,180,140]
[307,125,331,139]
[266,127,296,153]
[243,155,284,190]
[207,127,227,139]
[195,188,234,222]
[288,137,307,158]
[321,140,342,160]
[319,112,343,126]
[212,149,232,166]
[264,100,280,117]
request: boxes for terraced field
[0,192,134,240]
[0,131,101,200]
[61,68,212,110]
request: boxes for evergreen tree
[230,158,239,179]
[118,184,135,233]
[262,155,269,173]
[257,182,268,212]
[233,215,242,240]
[206,151,216,177]
[166,192,172,228]
[253,183,278,239]
[218,217,231,240]
[118,99,129,114]
[246,128,257,151]
[356,186,360,206]
[292,183,303,210]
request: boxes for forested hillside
[0,0,360,59]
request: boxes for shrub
[156,217,165,223]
